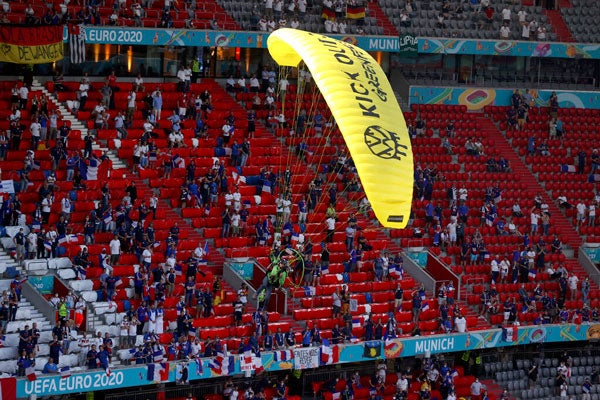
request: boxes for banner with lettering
[17,323,600,398]
[0,180,15,194]
[0,25,64,64]
[293,347,320,369]
[399,33,418,58]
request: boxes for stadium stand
[562,0,600,43]
[379,1,556,41]
[1,72,599,379]
[0,1,599,399]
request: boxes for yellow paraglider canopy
[267,28,414,229]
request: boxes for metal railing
[104,379,224,400]
[223,257,290,315]
[401,250,436,295]
[403,71,597,90]
[577,244,600,288]
[464,275,485,289]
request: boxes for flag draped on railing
[69,24,86,64]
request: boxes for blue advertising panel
[230,262,254,280]
[583,246,600,262]
[409,86,600,110]
[63,26,600,59]
[415,38,600,59]
[19,367,154,398]
[17,323,599,398]
[406,250,428,268]
[28,276,54,295]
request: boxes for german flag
[346,4,365,19]
[321,5,336,20]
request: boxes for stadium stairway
[543,9,574,42]
[477,115,596,289]
[0,279,56,374]
[0,245,22,277]
[232,89,495,334]
[478,115,582,251]
[31,79,127,171]
[127,174,206,253]
[482,379,511,400]
[457,284,491,329]
[369,1,398,36]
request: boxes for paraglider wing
[267,29,414,229]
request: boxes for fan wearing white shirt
[127,89,136,119]
[325,216,335,242]
[41,194,53,224]
[324,18,334,33]
[193,242,205,260]
[287,0,295,15]
[30,118,41,150]
[249,75,260,92]
[142,245,152,268]
[231,210,241,236]
[455,313,467,333]
[331,19,339,33]
[297,0,306,18]
[258,17,268,31]
[589,202,597,226]
[78,333,91,366]
[278,77,289,94]
[537,25,546,40]
[264,0,274,17]
[176,66,187,92]
[396,374,408,395]
[517,8,527,25]
[19,85,29,110]
[143,118,155,133]
[236,77,247,93]
[184,65,192,92]
[499,258,510,282]
[576,201,586,230]
[500,23,510,39]
[26,231,37,259]
[282,197,291,222]
[522,22,530,40]
[232,189,242,211]
[501,5,511,23]
[190,338,201,357]
[93,332,104,349]
[273,0,283,19]
[109,235,121,264]
[225,191,234,208]
[61,196,72,216]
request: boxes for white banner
[293,347,320,370]
[239,354,263,373]
[0,180,15,194]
